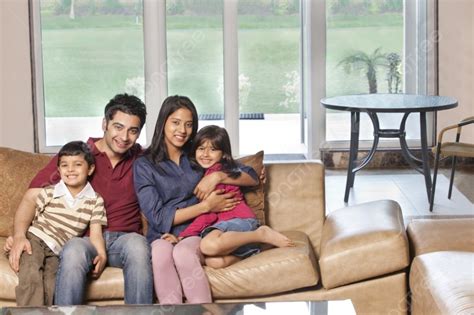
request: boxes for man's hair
[104,93,147,129]
[57,141,95,167]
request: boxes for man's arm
[89,223,107,278]
[8,188,42,272]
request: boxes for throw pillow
[237,151,265,225]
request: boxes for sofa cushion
[0,148,51,237]
[407,218,474,256]
[410,251,474,315]
[0,238,17,302]
[319,200,409,289]
[237,151,265,225]
[204,231,318,298]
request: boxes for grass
[40,13,403,117]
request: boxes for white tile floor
[325,172,474,221]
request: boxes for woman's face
[164,108,194,152]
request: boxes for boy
[10,141,107,306]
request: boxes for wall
[0,0,35,152]
[438,0,474,142]
[0,0,472,152]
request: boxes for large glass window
[325,0,417,142]
[35,0,145,150]
[32,0,431,157]
[238,1,303,155]
[166,0,224,118]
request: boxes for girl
[179,125,294,268]
[133,95,259,304]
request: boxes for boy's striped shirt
[28,185,107,255]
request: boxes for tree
[386,52,402,93]
[338,47,387,94]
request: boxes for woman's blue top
[133,154,257,243]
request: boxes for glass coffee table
[1,300,355,315]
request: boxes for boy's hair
[191,125,240,179]
[57,141,95,167]
[104,93,147,130]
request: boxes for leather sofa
[0,147,410,314]
[408,218,474,314]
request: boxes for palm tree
[338,47,387,94]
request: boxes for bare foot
[257,226,295,248]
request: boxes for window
[32,0,434,158]
[32,0,145,152]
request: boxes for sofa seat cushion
[0,238,17,302]
[410,251,474,315]
[319,200,409,289]
[407,218,474,256]
[205,231,318,298]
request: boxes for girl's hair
[57,141,95,167]
[191,125,240,179]
[145,95,198,165]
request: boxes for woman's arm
[194,164,259,201]
[89,223,107,278]
[173,190,239,225]
[133,158,239,231]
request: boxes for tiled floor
[325,168,474,223]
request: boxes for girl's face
[164,108,194,152]
[195,140,223,169]
[58,154,94,191]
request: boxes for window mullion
[223,0,239,156]
[144,0,167,144]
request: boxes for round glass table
[321,93,458,202]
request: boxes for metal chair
[430,116,474,211]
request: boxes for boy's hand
[161,233,179,244]
[91,254,107,279]
[3,236,13,253]
[8,235,32,272]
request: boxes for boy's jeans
[54,231,153,305]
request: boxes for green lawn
[41,14,403,117]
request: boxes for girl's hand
[161,233,179,244]
[204,190,240,213]
[194,173,222,201]
[92,254,107,279]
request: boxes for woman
[133,95,258,304]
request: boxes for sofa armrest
[407,218,474,257]
[319,200,409,289]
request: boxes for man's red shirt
[29,138,143,234]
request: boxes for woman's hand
[203,189,240,213]
[194,172,222,201]
[161,233,179,244]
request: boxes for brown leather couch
[408,218,474,315]
[0,147,411,314]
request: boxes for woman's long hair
[145,95,198,165]
[190,125,240,179]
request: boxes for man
[8,94,153,304]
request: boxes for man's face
[102,111,141,157]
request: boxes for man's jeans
[54,232,153,305]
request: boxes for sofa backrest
[0,147,51,237]
[264,161,325,258]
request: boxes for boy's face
[58,154,95,190]
[195,140,223,169]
